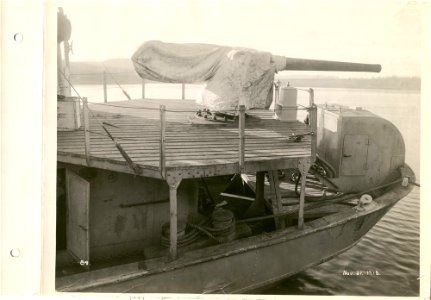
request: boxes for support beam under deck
[298,158,312,229]
[244,171,266,218]
[166,176,182,260]
[268,170,285,229]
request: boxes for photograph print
[55,0,422,296]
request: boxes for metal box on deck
[316,104,405,192]
[57,97,81,131]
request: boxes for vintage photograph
[55,1,421,296]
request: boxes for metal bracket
[298,157,312,174]
[166,174,182,189]
[288,132,315,142]
[166,171,183,188]
[400,166,414,187]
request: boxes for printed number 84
[80,260,89,266]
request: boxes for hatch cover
[341,134,369,176]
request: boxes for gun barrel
[281,57,381,73]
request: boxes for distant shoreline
[71,77,421,91]
[69,60,421,91]
[278,77,420,91]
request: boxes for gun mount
[132,41,382,111]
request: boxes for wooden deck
[57,99,314,179]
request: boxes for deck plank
[58,99,312,178]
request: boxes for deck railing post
[103,71,108,103]
[308,88,317,160]
[160,105,166,178]
[273,80,281,111]
[308,88,314,107]
[82,97,91,166]
[142,79,146,99]
[181,83,186,100]
[238,105,246,172]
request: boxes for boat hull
[57,178,413,294]
[100,209,386,294]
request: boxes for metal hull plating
[56,182,412,294]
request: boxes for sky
[57,0,424,77]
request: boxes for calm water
[74,83,421,296]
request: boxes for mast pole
[63,41,71,97]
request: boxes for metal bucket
[275,86,297,121]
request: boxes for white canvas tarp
[132,41,285,111]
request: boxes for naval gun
[132,41,381,111]
[273,56,381,73]
[132,41,406,194]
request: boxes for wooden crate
[58,97,81,131]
